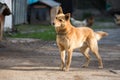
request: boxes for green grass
[7,24,56,41]
[11,30,56,40]
[15,24,53,32]
[6,22,118,41]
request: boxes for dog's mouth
[52,22,61,28]
[54,25,61,28]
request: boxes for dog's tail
[95,31,108,41]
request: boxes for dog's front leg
[0,15,4,41]
[60,49,66,71]
[65,49,73,72]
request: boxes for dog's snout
[52,22,55,25]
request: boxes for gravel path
[0,28,120,80]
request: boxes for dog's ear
[65,13,71,21]
[57,6,63,14]
[0,3,11,15]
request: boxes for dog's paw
[82,66,88,68]
[98,66,103,69]
[60,66,64,71]
[64,68,69,72]
[82,64,88,68]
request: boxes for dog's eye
[55,17,58,19]
[59,19,62,22]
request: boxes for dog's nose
[52,22,55,25]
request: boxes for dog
[0,2,11,41]
[70,18,87,27]
[53,7,108,71]
[70,16,94,27]
[114,14,120,25]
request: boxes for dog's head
[0,2,11,16]
[86,16,94,27]
[53,7,70,28]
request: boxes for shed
[27,0,60,24]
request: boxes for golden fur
[53,7,108,71]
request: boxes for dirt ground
[0,28,120,80]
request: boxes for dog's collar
[56,32,68,35]
[56,28,69,36]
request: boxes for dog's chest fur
[56,30,85,49]
[56,35,70,49]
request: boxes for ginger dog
[53,7,108,71]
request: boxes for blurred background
[1,0,120,40]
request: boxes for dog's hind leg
[88,39,103,69]
[80,46,90,68]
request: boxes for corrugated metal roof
[40,0,60,7]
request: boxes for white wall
[0,0,12,30]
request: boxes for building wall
[29,5,50,24]
[12,0,27,25]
